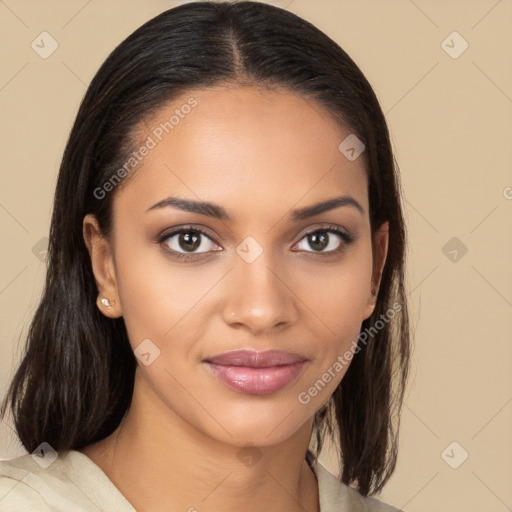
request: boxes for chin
[196,397,313,448]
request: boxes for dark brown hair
[1,0,410,497]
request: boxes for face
[84,85,388,448]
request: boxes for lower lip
[203,361,306,395]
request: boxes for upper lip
[203,349,307,367]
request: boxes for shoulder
[0,451,75,511]
[0,449,134,512]
[313,461,404,512]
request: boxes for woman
[0,2,410,511]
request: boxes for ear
[83,214,122,318]
[362,220,389,321]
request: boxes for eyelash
[157,224,356,261]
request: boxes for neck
[80,369,320,512]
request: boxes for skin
[81,85,389,512]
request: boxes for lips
[204,349,307,367]
[202,349,308,395]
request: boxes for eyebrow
[146,195,364,221]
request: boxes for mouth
[202,349,308,395]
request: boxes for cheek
[298,246,373,339]
[113,235,215,353]
[292,244,373,401]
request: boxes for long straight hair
[1,1,410,497]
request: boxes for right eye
[158,226,222,260]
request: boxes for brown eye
[307,231,329,251]
[159,227,222,258]
[299,229,343,252]
[294,225,355,254]
[177,231,201,252]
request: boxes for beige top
[0,450,403,511]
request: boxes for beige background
[1,1,511,510]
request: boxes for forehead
[113,85,368,223]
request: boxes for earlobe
[96,295,120,318]
[83,214,122,318]
[362,289,378,321]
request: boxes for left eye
[294,228,351,253]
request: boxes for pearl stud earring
[97,296,115,309]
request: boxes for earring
[97,296,115,309]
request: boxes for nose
[221,250,299,335]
